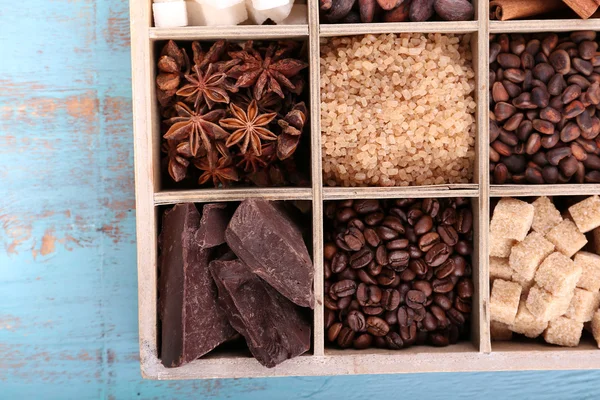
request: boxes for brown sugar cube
[592,310,600,348]
[568,195,600,233]
[564,288,600,322]
[545,220,588,258]
[512,273,535,295]
[490,231,517,258]
[543,316,584,347]
[509,232,555,282]
[534,252,583,296]
[491,321,513,341]
[510,300,548,338]
[547,293,573,321]
[532,196,563,235]
[490,257,513,281]
[490,279,522,325]
[526,285,556,321]
[574,252,600,292]
[490,198,535,242]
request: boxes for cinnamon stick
[490,0,566,21]
[562,0,600,19]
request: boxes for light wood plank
[308,0,325,358]
[490,19,600,33]
[491,184,600,197]
[319,21,479,37]
[323,185,480,201]
[154,188,312,205]
[149,25,308,40]
[140,341,600,380]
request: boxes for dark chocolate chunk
[209,259,311,368]
[159,204,236,368]
[196,203,231,248]
[225,199,314,308]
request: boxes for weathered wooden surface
[1,0,600,398]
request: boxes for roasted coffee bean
[347,310,367,332]
[377,268,396,286]
[357,269,377,285]
[412,280,433,298]
[336,207,356,222]
[363,306,384,316]
[331,252,349,273]
[376,226,398,241]
[447,308,466,326]
[350,247,373,269]
[399,322,418,345]
[385,332,404,350]
[328,322,343,342]
[331,280,357,298]
[409,259,428,276]
[430,332,450,347]
[418,232,440,252]
[399,267,416,282]
[367,261,382,276]
[433,278,454,293]
[348,218,365,232]
[353,199,380,214]
[433,294,452,311]
[337,326,355,348]
[437,225,459,246]
[382,216,405,233]
[387,238,409,250]
[364,212,384,226]
[381,289,401,311]
[455,240,473,256]
[456,208,473,234]
[440,208,457,226]
[422,312,438,331]
[388,250,410,270]
[343,227,365,251]
[456,278,474,298]
[435,259,456,279]
[455,297,472,314]
[425,243,451,267]
[375,245,388,266]
[363,228,381,247]
[414,215,433,235]
[366,316,389,337]
[389,207,408,222]
[337,296,352,310]
[353,334,373,349]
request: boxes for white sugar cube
[281,4,307,24]
[245,0,269,24]
[252,0,290,10]
[187,0,248,26]
[259,0,294,23]
[153,1,188,28]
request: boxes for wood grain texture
[2,0,600,398]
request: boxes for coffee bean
[414,215,433,235]
[376,226,398,241]
[353,333,373,349]
[353,199,380,214]
[364,212,384,226]
[447,308,466,326]
[409,259,428,276]
[357,269,377,285]
[456,208,473,234]
[385,332,404,349]
[418,232,440,252]
[328,322,343,342]
[331,252,349,273]
[347,310,367,332]
[332,278,358,298]
[343,227,365,251]
[377,268,396,286]
[336,207,356,222]
[375,245,388,266]
[456,278,474,298]
[433,278,454,294]
[437,225,459,246]
[363,228,381,247]
[455,297,472,314]
[400,268,416,282]
[367,261,382,276]
[388,250,410,270]
[399,322,417,345]
[337,326,355,348]
[382,216,405,233]
[387,238,409,250]
[350,247,373,269]
[366,316,389,337]
[425,243,451,267]
[381,289,401,311]
[455,240,473,256]
[363,306,384,316]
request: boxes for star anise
[228,42,308,100]
[164,102,228,157]
[192,40,226,70]
[236,142,276,173]
[277,102,307,160]
[194,152,239,187]
[161,140,195,182]
[220,100,277,156]
[176,64,230,109]
[156,41,190,107]
[233,90,283,114]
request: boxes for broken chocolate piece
[196,203,231,248]
[209,259,311,368]
[225,199,315,308]
[159,203,236,368]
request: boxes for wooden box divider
[130,0,600,380]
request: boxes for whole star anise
[164,102,228,157]
[176,64,230,109]
[161,140,195,182]
[236,142,276,173]
[194,152,239,187]
[156,41,189,107]
[220,100,277,156]
[228,42,308,100]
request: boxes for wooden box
[130,0,600,380]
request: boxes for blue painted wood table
[0,1,598,398]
